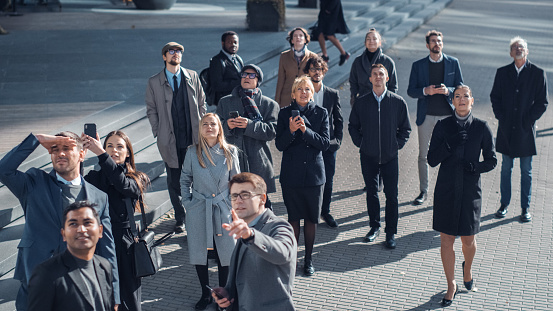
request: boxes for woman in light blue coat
[180,113,240,310]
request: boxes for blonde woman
[180,113,240,310]
[275,76,330,276]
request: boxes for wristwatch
[243,229,255,242]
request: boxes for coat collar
[62,250,96,309]
[361,47,383,70]
[158,66,191,86]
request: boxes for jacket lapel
[63,251,95,309]
[48,170,64,228]
[93,256,112,310]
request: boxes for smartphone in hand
[84,123,97,138]
[291,110,300,118]
[206,285,225,299]
[229,111,239,119]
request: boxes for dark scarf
[238,87,263,122]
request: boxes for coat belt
[192,189,231,250]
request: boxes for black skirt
[282,185,324,223]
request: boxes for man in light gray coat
[213,173,297,311]
[217,64,279,208]
[146,41,206,233]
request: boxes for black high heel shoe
[195,295,213,310]
[462,261,474,291]
[441,284,459,307]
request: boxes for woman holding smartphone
[180,113,240,310]
[428,85,496,307]
[83,130,150,311]
[275,76,330,276]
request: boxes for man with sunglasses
[304,56,343,228]
[146,42,206,233]
[212,172,297,311]
[217,64,279,209]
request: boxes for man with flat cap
[146,42,206,233]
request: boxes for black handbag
[126,196,174,278]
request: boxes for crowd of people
[0,24,548,311]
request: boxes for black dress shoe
[413,192,427,205]
[520,208,532,222]
[441,284,459,307]
[495,204,508,218]
[363,227,381,242]
[174,221,185,233]
[462,261,474,291]
[322,214,339,228]
[339,52,350,66]
[303,259,315,276]
[195,296,212,310]
[384,233,396,249]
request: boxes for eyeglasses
[309,68,323,72]
[241,72,257,79]
[168,49,183,55]
[230,191,261,201]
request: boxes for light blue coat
[180,144,240,266]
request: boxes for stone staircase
[0,0,452,282]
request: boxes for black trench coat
[428,115,497,236]
[316,0,350,36]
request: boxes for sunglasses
[167,49,183,55]
[241,72,258,79]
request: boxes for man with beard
[208,31,244,108]
[217,64,279,208]
[0,132,118,310]
[146,42,206,233]
[303,56,343,228]
[491,36,548,222]
[407,30,463,206]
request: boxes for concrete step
[0,0,454,278]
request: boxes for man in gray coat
[212,173,297,311]
[146,41,206,233]
[217,64,279,208]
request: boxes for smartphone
[84,123,97,138]
[229,111,239,119]
[434,84,443,88]
[291,110,300,118]
[206,285,225,299]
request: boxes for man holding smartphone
[407,30,463,206]
[217,64,279,208]
[212,173,297,310]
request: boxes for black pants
[360,154,399,234]
[165,147,188,223]
[321,150,337,216]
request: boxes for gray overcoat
[180,144,240,266]
[145,67,207,168]
[217,87,279,193]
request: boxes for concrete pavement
[1,0,552,310]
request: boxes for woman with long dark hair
[428,85,497,307]
[180,113,240,310]
[83,130,150,311]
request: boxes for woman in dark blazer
[276,75,330,276]
[428,85,497,307]
[83,130,150,311]
[349,28,398,103]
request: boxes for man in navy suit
[28,201,115,311]
[304,56,343,228]
[407,30,463,206]
[0,132,118,310]
[209,31,244,108]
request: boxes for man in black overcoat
[490,36,549,222]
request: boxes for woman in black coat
[83,130,150,311]
[315,0,351,66]
[428,85,497,307]
[276,75,330,276]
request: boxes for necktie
[233,57,241,70]
[173,75,179,94]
